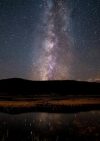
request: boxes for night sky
[0,0,100,81]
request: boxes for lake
[0,110,100,141]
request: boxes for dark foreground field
[0,78,100,140]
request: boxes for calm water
[0,111,100,141]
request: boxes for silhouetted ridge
[0,78,100,96]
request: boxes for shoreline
[0,97,100,114]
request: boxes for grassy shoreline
[0,97,99,114]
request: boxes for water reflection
[0,111,100,141]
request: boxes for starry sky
[0,0,100,81]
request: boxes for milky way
[0,0,100,81]
[31,0,73,80]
